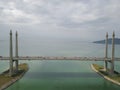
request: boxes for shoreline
[91,64,120,86]
[0,63,29,90]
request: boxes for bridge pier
[9,30,19,76]
[104,32,108,71]
[15,31,19,72]
[110,32,115,75]
[9,30,13,76]
[104,32,115,75]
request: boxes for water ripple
[25,72,100,78]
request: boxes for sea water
[0,37,120,90]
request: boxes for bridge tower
[9,30,13,76]
[104,32,108,71]
[104,32,115,75]
[111,32,115,75]
[15,31,19,72]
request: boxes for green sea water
[0,38,120,90]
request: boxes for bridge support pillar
[9,30,13,76]
[15,31,19,72]
[111,32,115,75]
[104,32,108,71]
[15,60,18,72]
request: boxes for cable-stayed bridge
[0,31,119,76]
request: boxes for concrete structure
[0,56,113,61]
[9,31,19,76]
[15,31,19,72]
[104,32,115,75]
[104,32,108,71]
[9,30,13,76]
[111,32,115,74]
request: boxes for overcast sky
[0,0,120,41]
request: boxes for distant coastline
[93,38,120,44]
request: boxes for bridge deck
[0,56,120,61]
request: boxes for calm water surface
[0,38,120,90]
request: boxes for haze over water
[0,36,120,90]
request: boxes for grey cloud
[0,0,120,41]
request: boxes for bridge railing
[0,56,119,61]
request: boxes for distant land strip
[93,38,120,44]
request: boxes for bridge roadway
[0,56,120,61]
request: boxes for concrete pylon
[9,30,13,76]
[111,31,115,75]
[104,32,108,71]
[15,31,19,72]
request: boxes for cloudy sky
[0,0,120,41]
